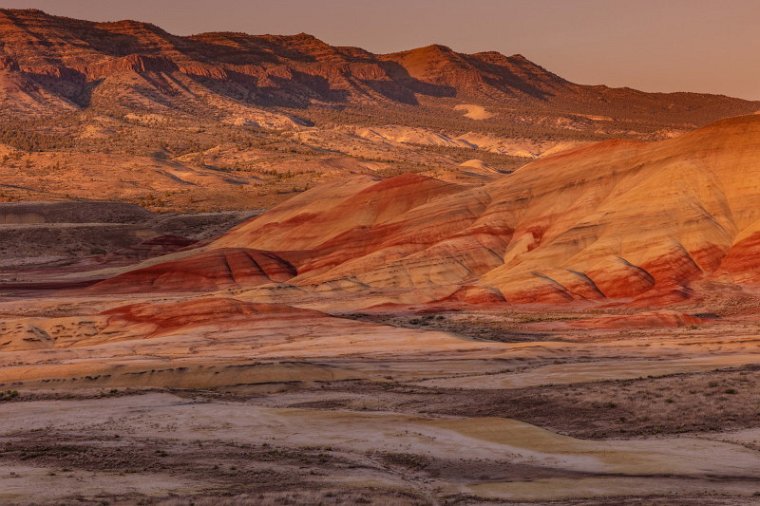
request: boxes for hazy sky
[4,0,760,100]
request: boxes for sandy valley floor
[1,289,759,505]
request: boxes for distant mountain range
[0,7,757,129]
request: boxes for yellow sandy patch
[454,104,495,120]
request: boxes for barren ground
[1,298,759,504]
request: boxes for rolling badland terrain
[0,8,759,506]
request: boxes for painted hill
[92,114,760,308]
